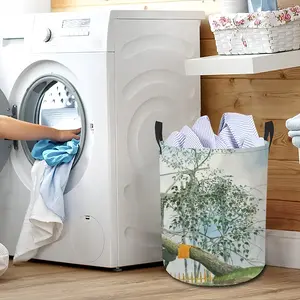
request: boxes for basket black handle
[264,121,274,151]
[155,121,163,154]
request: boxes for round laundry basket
[156,121,274,287]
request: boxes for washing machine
[0,9,204,268]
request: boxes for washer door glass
[19,75,85,166]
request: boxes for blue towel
[39,159,74,221]
[31,139,79,220]
[32,139,79,167]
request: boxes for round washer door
[0,89,13,173]
[19,75,86,170]
[8,60,90,192]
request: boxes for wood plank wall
[52,0,300,232]
[201,0,300,232]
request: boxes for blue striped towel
[165,113,265,149]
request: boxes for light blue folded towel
[291,137,300,149]
[286,114,300,132]
[286,114,300,149]
[288,131,300,138]
[31,139,79,221]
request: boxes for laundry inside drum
[38,81,82,130]
[19,76,85,166]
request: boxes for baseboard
[267,229,300,269]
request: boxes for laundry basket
[156,121,274,286]
[209,6,300,55]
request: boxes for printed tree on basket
[160,146,265,284]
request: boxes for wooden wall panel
[268,160,300,201]
[267,199,300,231]
[278,0,300,7]
[202,79,300,121]
[52,0,300,232]
[200,0,300,232]
[200,19,214,40]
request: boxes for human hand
[55,128,81,142]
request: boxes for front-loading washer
[0,9,204,268]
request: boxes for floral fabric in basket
[156,121,274,286]
[209,5,300,31]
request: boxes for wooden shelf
[185,50,300,76]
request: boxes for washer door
[9,60,89,193]
[19,75,86,168]
[0,89,13,173]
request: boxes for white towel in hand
[13,161,63,264]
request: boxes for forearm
[0,116,59,141]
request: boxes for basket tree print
[160,145,268,286]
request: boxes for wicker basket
[209,6,300,55]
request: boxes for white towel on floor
[13,161,63,264]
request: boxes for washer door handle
[11,105,18,150]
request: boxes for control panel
[31,12,113,53]
[61,18,90,37]
[29,8,202,53]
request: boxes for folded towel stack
[165,113,265,149]
[286,114,300,163]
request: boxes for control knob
[40,28,52,43]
